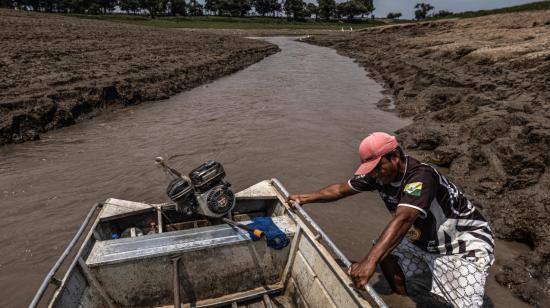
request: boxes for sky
[372,0,538,19]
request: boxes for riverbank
[0,9,278,145]
[305,10,550,305]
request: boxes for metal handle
[222,218,265,238]
[270,179,388,308]
[29,202,102,308]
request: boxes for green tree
[284,0,305,21]
[97,0,116,13]
[43,0,54,12]
[414,2,434,20]
[386,12,401,19]
[139,0,167,18]
[305,2,318,20]
[188,0,203,15]
[170,0,186,15]
[253,0,279,17]
[356,0,373,17]
[205,0,218,15]
[433,9,452,17]
[218,0,251,16]
[120,0,139,14]
[317,0,335,21]
[236,0,252,16]
[336,0,371,21]
[64,0,87,13]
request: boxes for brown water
[0,37,529,307]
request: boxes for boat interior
[45,180,378,308]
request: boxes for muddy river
[0,37,528,307]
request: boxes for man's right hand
[287,183,358,208]
[287,194,309,208]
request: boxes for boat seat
[86,216,295,268]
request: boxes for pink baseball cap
[355,132,398,175]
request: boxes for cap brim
[354,156,382,175]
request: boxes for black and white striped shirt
[349,156,494,259]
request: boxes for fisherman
[288,132,494,307]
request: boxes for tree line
[0,0,375,21]
[386,2,454,20]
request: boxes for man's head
[355,132,405,184]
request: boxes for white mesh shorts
[391,239,494,308]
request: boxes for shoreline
[2,7,549,305]
[0,9,279,145]
[304,11,550,305]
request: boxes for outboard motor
[189,161,235,218]
[159,157,235,218]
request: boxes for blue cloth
[247,217,289,249]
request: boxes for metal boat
[31,179,387,308]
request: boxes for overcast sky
[373,0,537,19]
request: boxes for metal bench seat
[86,216,295,267]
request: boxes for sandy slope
[305,11,550,306]
[0,9,278,145]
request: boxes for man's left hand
[348,260,376,288]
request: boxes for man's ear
[391,150,400,163]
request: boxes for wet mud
[0,9,278,145]
[305,11,550,306]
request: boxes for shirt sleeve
[348,174,377,192]
[398,167,436,218]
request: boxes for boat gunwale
[47,205,105,308]
[35,178,386,308]
[270,178,387,308]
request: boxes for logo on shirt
[406,226,421,242]
[404,182,423,197]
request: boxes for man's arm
[348,206,419,288]
[288,182,359,205]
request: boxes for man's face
[370,152,399,184]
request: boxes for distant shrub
[386,12,402,19]
[414,2,434,20]
[434,10,453,17]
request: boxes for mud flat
[305,11,550,305]
[0,9,278,145]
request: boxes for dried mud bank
[0,9,278,145]
[305,11,550,306]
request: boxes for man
[288,132,494,307]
